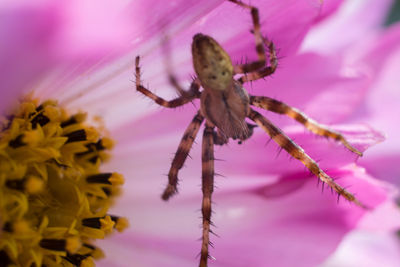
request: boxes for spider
[135,0,365,266]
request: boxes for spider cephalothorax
[135,1,364,266]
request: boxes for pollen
[0,98,128,266]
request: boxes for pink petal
[218,123,384,180]
[99,165,391,267]
[72,0,345,130]
[0,0,134,115]
[314,0,345,23]
[321,231,400,267]
[112,103,384,179]
[356,23,400,77]
[53,0,133,59]
[129,0,223,45]
[351,23,400,156]
[248,52,371,124]
[136,0,329,100]
[360,154,400,186]
[301,0,393,55]
[0,2,59,114]
[358,197,400,231]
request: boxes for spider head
[192,34,233,91]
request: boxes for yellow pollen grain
[74,112,88,124]
[23,129,43,146]
[25,175,44,194]
[20,102,36,115]
[115,217,129,232]
[100,216,115,234]
[81,257,95,267]
[43,105,61,121]
[109,173,124,185]
[13,220,31,234]
[66,236,81,253]
[0,98,128,266]
[85,127,99,142]
[101,137,114,149]
[92,248,105,260]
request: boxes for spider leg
[173,76,202,99]
[228,0,268,74]
[162,112,204,200]
[135,56,200,107]
[161,35,202,98]
[248,108,367,209]
[200,122,215,267]
[250,95,362,156]
[237,38,277,83]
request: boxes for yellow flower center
[0,99,128,267]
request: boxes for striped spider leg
[136,55,215,266]
[249,95,363,156]
[135,0,366,266]
[228,0,278,83]
[200,122,215,267]
[135,56,202,200]
[161,33,197,98]
[248,109,365,208]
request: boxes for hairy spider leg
[200,123,215,267]
[135,56,200,107]
[248,109,367,209]
[228,0,267,74]
[237,38,277,83]
[250,95,363,156]
[162,35,185,94]
[161,34,202,98]
[162,112,204,200]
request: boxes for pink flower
[101,0,399,267]
[0,1,398,267]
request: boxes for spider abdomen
[200,81,251,140]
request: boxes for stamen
[2,222,12,232]
[0,250,12,266]
[65,129,87,143]
[86,173,124,186]
[81,215,129,233]
[61,113,87,128]
[8,134,25,148]
[6,176,43,194]
[64,253,95,267]
[83,243,104,259]
[23,129,42,145]
[82,217,105,229]
[111,216,130,232]
[30,113,50,129]
[82,215,115,233]
[102,187,112,196]
[0,98,127,266]
[77,138,114,157]
[39,237,81,253]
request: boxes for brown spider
[135,0,365,266]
